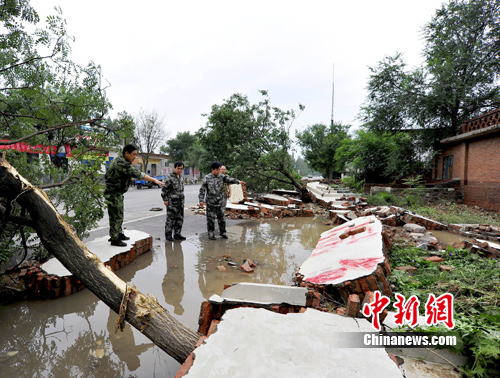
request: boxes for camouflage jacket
[198,173,239,206]
[161,172,185,206]
[105,155,144,194]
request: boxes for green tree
[198,90,309,196]
[362,0,500,145]
[335,129,429,184]
[0,2,127,265]
[161,131,197,162]
[296,122,350,181]
[161,132,207,178]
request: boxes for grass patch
[389,245,500,377]
[365,193,500,227]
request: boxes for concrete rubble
[295,215,393,310]
[190,185,314,219]
[180,307,403,378]
[186,199,467,377]
[4,230,153,299]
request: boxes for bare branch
[0,119,106,145]
[39,147,108,189]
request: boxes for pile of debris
[449,223,500,242]
[191,185,314,219]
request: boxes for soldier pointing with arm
[104,144,164,246]
[199,162,245,240]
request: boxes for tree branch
[39,147,108,189]
[0,119,104,145]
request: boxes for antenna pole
[330,63,335,126]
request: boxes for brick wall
[435,132,500,211]
[466,138,500,184]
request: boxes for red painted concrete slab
[298,215,385,285]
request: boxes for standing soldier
[199,162,245,240]
[161,161,186,241]
[105,144,164,246]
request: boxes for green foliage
[389,245,500,376]
[0,3,132,266]
[362,0,500,145]
[161,131,199,164]
[411,205,500,227]
[296,122,350,180]
[366,192,400,206]
[335,129,429,183]
[341,176,364,193]
[198,90,305,192]
[401,175,426,208]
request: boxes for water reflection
[193,217,330,298]
[0,216,330,378]
[163,242,185,315]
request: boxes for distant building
[432,108,500,211]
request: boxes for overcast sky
[32,0,445,139]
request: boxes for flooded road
[0,215,330,377]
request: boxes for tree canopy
[296,122,350,180]
[161,131,197,163]
[0,2,127,265]
[362,0,500,146]
[198,90,307,194]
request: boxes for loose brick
[197,301,212,335]
[395,265,418,273]
[347,294,360,317]
[425,256,445,263]
[439,265,453,272]
[240,262,254,273]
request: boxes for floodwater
[0,217,330,378]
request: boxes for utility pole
[330,63,335,127]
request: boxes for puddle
[0,216,330,377]
[396,226,477,247]
[430,230,477,246]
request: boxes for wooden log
[0,158,198,364]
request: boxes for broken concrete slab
[181,307,402,378]
[24,230,153,299]
[228,183,245,203]
[296,215,393,302]
[41,230,152,276]
[297,215,386,285]
[211,282,308,306]
[403,223,427,234]
[271,188,300,196]
[258,193,290,206]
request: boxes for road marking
[88,208,193,232]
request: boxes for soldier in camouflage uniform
[104,144,164,246]
[161,161,186,241]
[199,162,245,240]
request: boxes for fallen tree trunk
[0,158,199,363]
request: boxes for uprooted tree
[197,90,312,200]
[0,2,199,363]
[0,158,199,362]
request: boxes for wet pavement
[0,185,331,377]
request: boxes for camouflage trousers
[104,191,124,240]
[165,204,184,237]
[206,204,226,237]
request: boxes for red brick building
[432,108,500,211]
